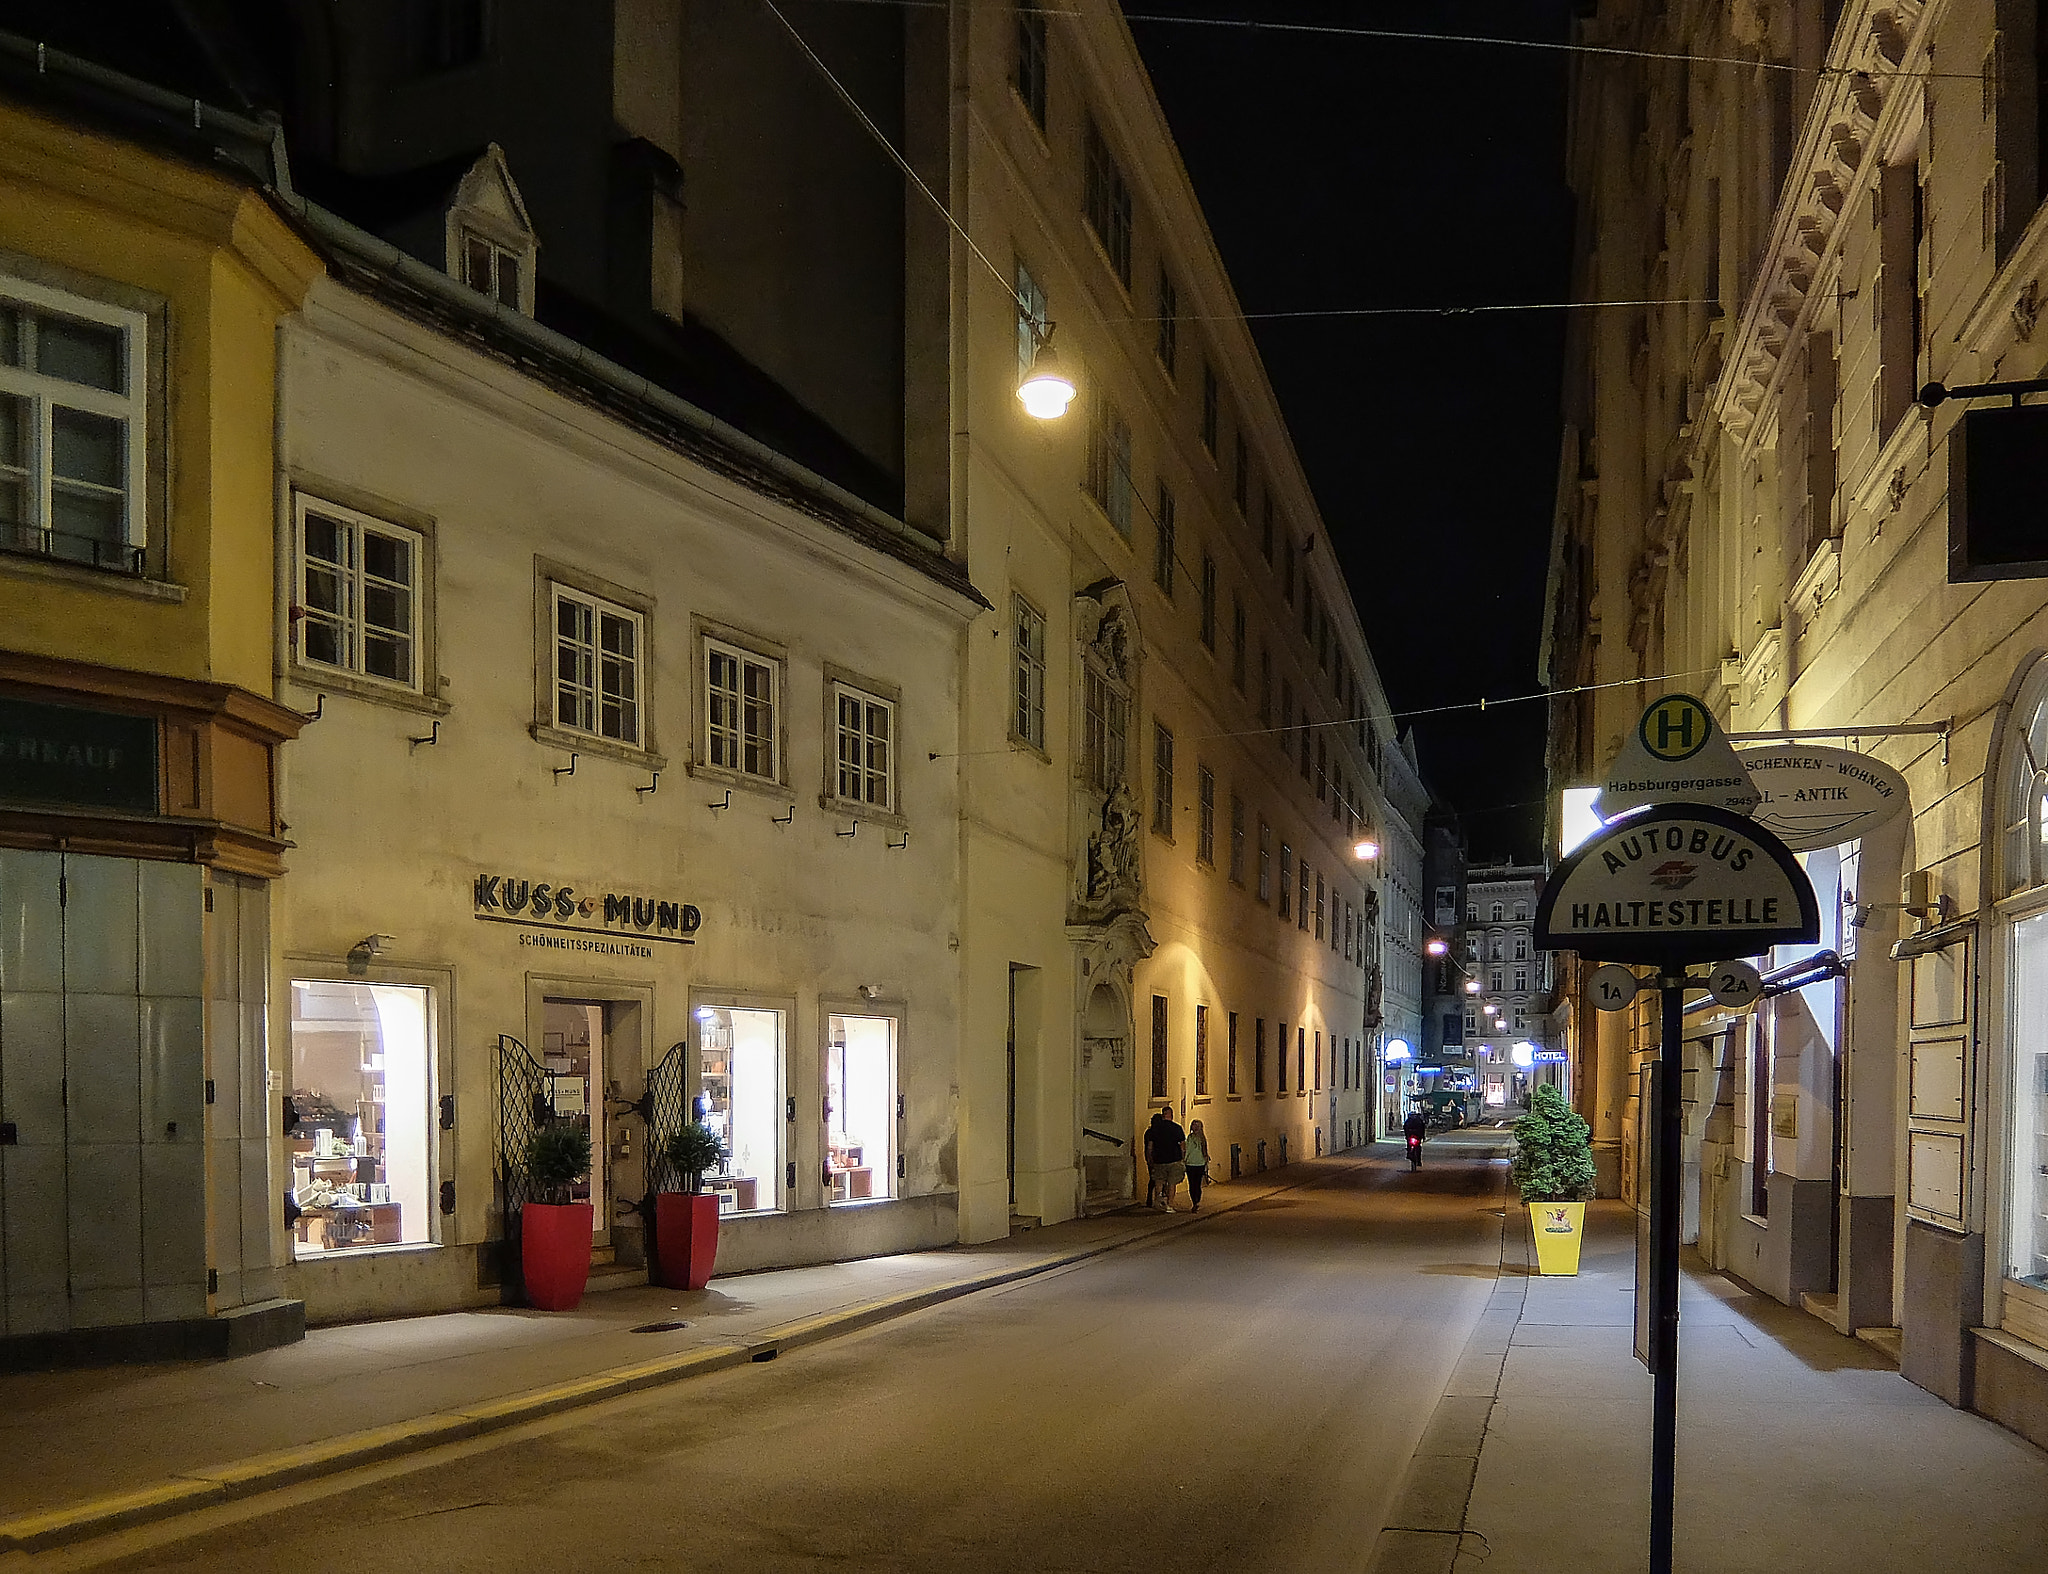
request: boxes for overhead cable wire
[928,667,1724,760]
[809,0,1978,79]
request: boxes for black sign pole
[1648,967,1685,1574]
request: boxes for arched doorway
[1080,979,1132,1210]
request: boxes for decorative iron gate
[497,1034,553,1224]
[643,1040,691,1196]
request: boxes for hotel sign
[0,697,157,814]
[474,873,701,946]
[1534,804,1817,964]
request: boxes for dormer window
[444,145,537,316]
[461,233,521,308]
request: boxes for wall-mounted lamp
[1353,838,1380,861]
[346,934,396,976]
[858,983,883,1002]
[1017,326,1077,420]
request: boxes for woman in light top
[1183,1118,1212,1210]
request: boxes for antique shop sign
[1734,742,1908,851]
[474,872,701,947]
[0,697,158,813]
[1598,693,1760,819]
[1534,803,1817,963]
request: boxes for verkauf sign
[1534,804,1818,964]
[1597,693,1760,819]
[1735,742,1908,851]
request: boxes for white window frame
[294,495,425,694]
[552,581,645,747]
[826,673,899,817]
[698,625,785,789]
[0,274,148,561]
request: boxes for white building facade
[272,215,981,1323]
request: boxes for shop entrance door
[541,999,610,1249]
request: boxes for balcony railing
[0,522,146,577]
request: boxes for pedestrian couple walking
[1144,1109,1211,1212]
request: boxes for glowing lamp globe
[1017,344,1077,420]
[1353,838,1380,861]
[1510,1042,1536,1068]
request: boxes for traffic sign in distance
[1591,963,1640,1012]
[1706,960,1764,1009]
[1599,693,1761,819]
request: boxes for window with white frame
[460,231,523,308]
[0,277,147,571]
[705,637,778,781]
[553,583,642,745]
[831,680,895,812]
[295,497,422,690]
[1013,592,1046,749]
[1015,260,1048,386]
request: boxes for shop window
[695,1005,783,1214]
[554,583,642,745]
[830,679,896,813]
[826,1014,897,1204]
[0,275,147,573]
[705,635,779,782]
[288,981,433,1255]
[295,496,423,691]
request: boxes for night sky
[1129,2,1577,862]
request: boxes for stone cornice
[1707,0,1938,449]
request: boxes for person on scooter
[1402,1105,1428,1169]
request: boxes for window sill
[828,1196,898,1209]
[292,1239,442,1264]
[1007,732,1051,766]
[816,793,909,833]
[289,664,449,718]
[688,759,788,801]
[0,551,185,603]
[531,723,665,772]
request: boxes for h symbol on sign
[1655,708,1697,753]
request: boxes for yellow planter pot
[1527,1201,1586,1275]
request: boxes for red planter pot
[654,1191,720,1290]
[521,1201,594,1310]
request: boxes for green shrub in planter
[527,1123,593,1206]
[1509,1084,1596,1203]
[664,1123,725,1193]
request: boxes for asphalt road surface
[103,1140,1509,1574]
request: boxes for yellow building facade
[0,85,320,1360]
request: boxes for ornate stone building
[1545,0,2048,1445]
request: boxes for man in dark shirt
[1144,1107,1186,1211]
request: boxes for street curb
[0,1157,1361,1555]
[1363,1164,1525,1574]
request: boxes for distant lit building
[1462,865,1554,1113]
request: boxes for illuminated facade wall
[1545,0,2048,1443]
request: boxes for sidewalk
[0,1161,1328,1554]
[1441,1203,2048,1573]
